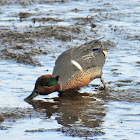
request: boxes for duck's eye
[93,49,100,52]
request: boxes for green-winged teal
[25,40,107,100]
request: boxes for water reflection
[25,91,108,137]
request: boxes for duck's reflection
[25,91,108,137]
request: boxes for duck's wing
[70,40,106,70]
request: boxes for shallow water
[0,0,140,140]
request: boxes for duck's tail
[103,50,108,57]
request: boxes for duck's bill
[24,89,38,101]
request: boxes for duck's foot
[99,86,106,91]
[95,86,106,91]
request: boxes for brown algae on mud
[25,127,105,137]
[0,25,99,65]
[0,107,45,124]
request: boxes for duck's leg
[100,77,106,89]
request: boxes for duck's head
[25,75,60,100]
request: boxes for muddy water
[0,0,140,139]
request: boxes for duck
[25,39,108,100]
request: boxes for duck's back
[52,40,106,91]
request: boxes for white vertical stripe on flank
[71,60,83,72]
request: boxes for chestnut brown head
[25,75,60,100]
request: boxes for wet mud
[0,0,140,139]
[0,25,96,65]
